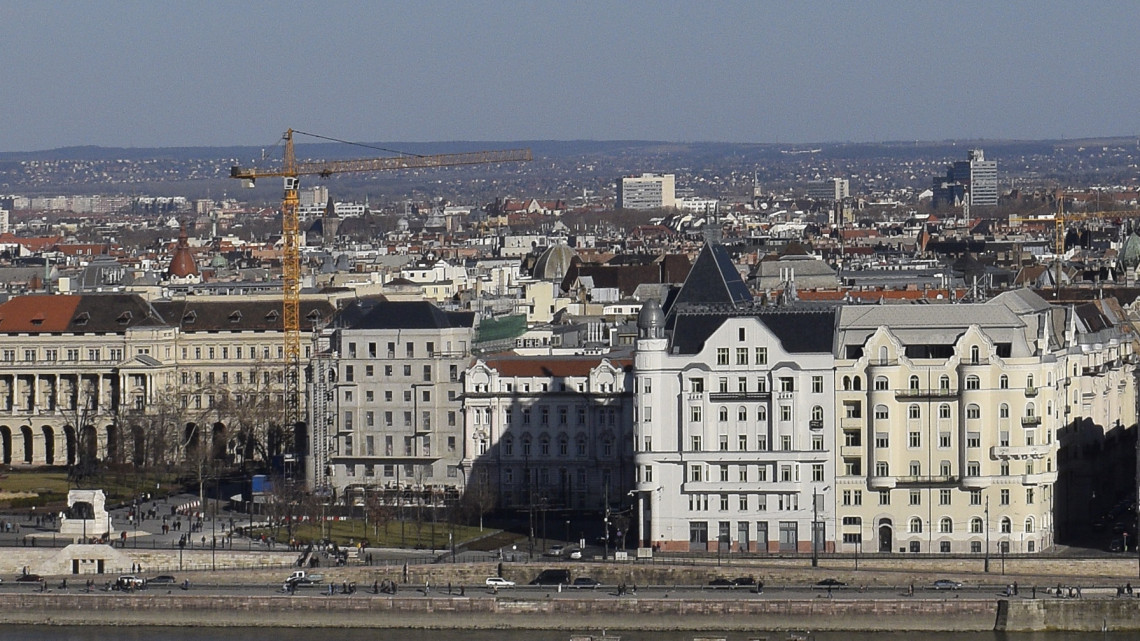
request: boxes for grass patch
[0,469,180,508]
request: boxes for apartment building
[315,299,475,497]
[463,353,634,512]
[617,173,676,210]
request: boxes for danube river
[1,628,1132,641]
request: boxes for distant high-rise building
[617,173,676,210]
[932,149,998,208]
[805,178,849,201]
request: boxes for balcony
[709,391,771,402]
[895,388,958,400]
[990,444,1051,460]
[868,476,896,490]
[1020,416,1042,427]
[895,475,959,486]
[777,391,794,400]
[809,419,824,430]
[839,444,863,458]
[1024,387,1038,398]
[1022,471,1059,485]
[686,392,705,401]
[960,476,992,489]
[840,416,863,429]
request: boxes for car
[732,577,756,586]
[572,577,600,589]
[545,544,565,557]
[115,575,145,590]
[931,579,963,590]
[485,577,515,588]
[708,578,733,588]
[15,574,43,583]
[814,578,847,588]
[147,575,177,585]
[569,549,583,560]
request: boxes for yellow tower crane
[230,129,531,461]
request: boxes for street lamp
[812,485,830,568]
[984,497,991,573]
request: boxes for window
[908,374,919,390]
[780,406,791,421]
[812,376,824,393]
[780,435,792,451]
[874,376,889,391]
[939,404,951,419]
[878,490,890,505]
[779,377,794,392]
[690,465,703,482]
[718,406,729,422]
[939,489,951,505]
[970,490,981,506]
[939,432,951,448]
[716,348,729,365]
[811,435,823,451]
[811,464,824,482]
[908,405,920,419]
[909,517,923,533]
[755,347,767,365]
[874,405,889,420]
[1000,489,1010,506]
[875,461,889,476]
[875,433,889,448]
[967,432,980,448]
[1001,517,1012,534]
[965,375,980,390]
[999,374,1009,389]
[908,432,920,448]
[719,465,729,481]
[940,517,953,533]
[690,377,705,393]
[690,435,702,451]
[690,406,702,422]
[999,403,1009,419]
[967,461,980,477]
[736,348,748,365]
[719,435,729,451]
[939,374,950,390]
[738,406,747,421]
[966,404,981,419]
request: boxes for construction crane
[230,129,531,471]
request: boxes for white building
[617,174,676,210]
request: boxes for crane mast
[231,129,531,476]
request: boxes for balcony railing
[990,444,1051,460]
[895,474,959,486]
[708,391,771,401]
[1021,416,1042,427]
[809,419,824,430]
[896,388,958,399]
[1024,387,1038,397]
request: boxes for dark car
[572,577,600,589]
[708,578,733,588]
[15,574,43,583]
[732,577,756,586]
[814,578,846,588]
[529,569,571,586]
[147,575,177,585]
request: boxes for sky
[1,1,1139,152]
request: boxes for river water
[0,629,1131,641]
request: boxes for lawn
[0,469,180,508]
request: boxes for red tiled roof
[0,295,81,332]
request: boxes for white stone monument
[59,489,114,541]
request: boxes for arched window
[966,404,981,419]
[1026,374,1035,389]
[999,403,1009,419]
[718,406,728,422]
[812,405,824,421]
[503,436,514,457]
[875,461,890,476]
[909,517,923,533]
[874,404,889,420]
[738,406,747,421]
[1024,517,1035,533]
[939,404,951,419]
[874,376,889,391]
[558,434,569,457]
[757,406,767,421]
[971,517,984,534]
[965,375,980,390]
[539,435,551,456]
[999,374,1009,389]
[843,376,851,391]
[940,517,953,533]
[879,346,889,364]
[908,404,920,419]
[521,435,532,456]
[939,374,950,390]
[970,345,980,364]
[1001,517,1012,534]
[909,375,920,390]
[1025,402,1036,418]
[852,376,862,391]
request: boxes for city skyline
[1,2,1138,152]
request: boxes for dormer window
[265,310,279,321]
[229,311,242,323]
[31,313,45,326]
[183,311,197,324]
[117,311,133,325]
[74,312,89,326]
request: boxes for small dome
[1121,232,1140,269]
[533,243,576,281]
[637,299,665,338]
[166,226,199,278]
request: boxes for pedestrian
[447,581,452,595]
[1013,581,1018,596]
[1032,586,1036,599]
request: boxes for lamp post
[812,485,830,568]
[984,497,991,573]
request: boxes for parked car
[814,578,846,588]
[15,574,42,583]
[485,577,515,587]
[732,577,756,586]
[572,577,600,589]
[931,579,963,590]
[544,545,565,557]
[115,575,145,590]
[568,549,583,560]
[147,575,177,585]
[708,578,733,588]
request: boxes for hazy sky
[2,1,1138,151]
